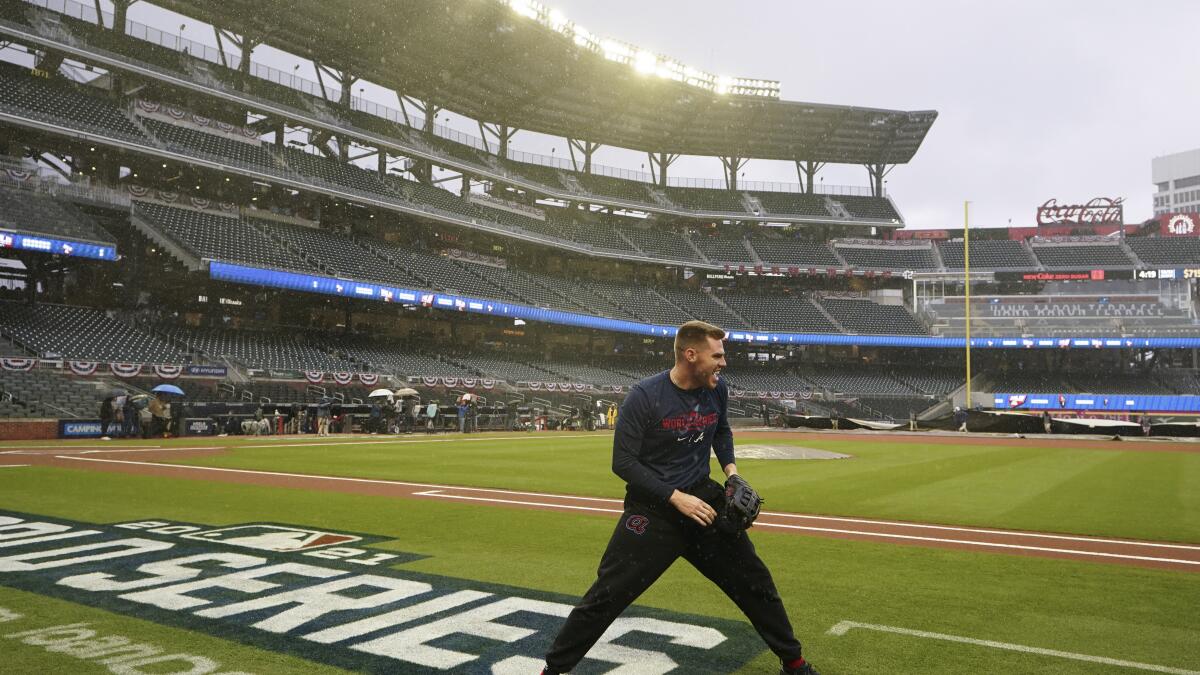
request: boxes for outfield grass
[0,465,1197,674]
[128,433,1200,543]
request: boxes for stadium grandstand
[0,0,1197,438]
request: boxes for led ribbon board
[209,262,1200,349]
[0,230,117,261]
[993,393,1200,413]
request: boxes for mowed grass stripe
[1001,451,1196,543]
[0,467,1196,675]
[158,436,1200,542]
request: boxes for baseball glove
[716,474,762,533]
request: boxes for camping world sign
[0,512,761,674]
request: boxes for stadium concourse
[0,0,1197,443]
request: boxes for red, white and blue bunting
[522,381,592,392]
[68,361,99,376]
[158,190,179,203]
[127,185,150,198]
[153,364,183,379]
[0,358,36,372]
[4,168,33,182]
[729,390,815,400]
[304,371,324,383]
[411,376,498,389]
[358,373,379,386]
[219,202,238,213]
[331,372,353,385]
[136,100,159,113]
[110,363,143,378]
[190,198,210,210]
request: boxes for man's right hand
[669,490,716,527]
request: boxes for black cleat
[781,661,821,675]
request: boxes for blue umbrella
[151,384,185,396]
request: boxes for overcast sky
[545,0,1200,229]
[125,0,1200,230]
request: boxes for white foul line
[52,457,1200,566]
[0,464,30,468]
[751,522,1200,566]
[412,490,624,515]
[761,511,1200,552]
[827,620,1200,675]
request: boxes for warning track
[1,445,1197,573]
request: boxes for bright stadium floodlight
[634,50,656,75]
[547,8,569,31]
[601,38,633,64]
[509,0,541,20]
[500,0,779,98]
[572,26,596,50]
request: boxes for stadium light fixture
[502,0,779,98]
[633,50,656,75]
[547,8,569,31]
[508,0,541,21]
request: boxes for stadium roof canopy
[149,0,937,165]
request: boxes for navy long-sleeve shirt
[612,370,736,505]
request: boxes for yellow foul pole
[964,201,972,409]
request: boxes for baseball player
[542,320,817,675]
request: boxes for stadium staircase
[1021,239,1045,271]
[810,299,847,333]
[928,240,947,270]
[1119,239,1146,268]
[128,205,204,271]
[739,239,764,266]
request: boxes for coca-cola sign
[1036,197,1124,226]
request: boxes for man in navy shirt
[543,321,816,675]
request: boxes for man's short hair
[674,320,725,358]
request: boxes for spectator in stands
[99,397,117,440]
[954,406,969,433]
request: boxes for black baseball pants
[544,478,802,672]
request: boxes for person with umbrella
[150,384,185,437]
[393,388,417,434]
